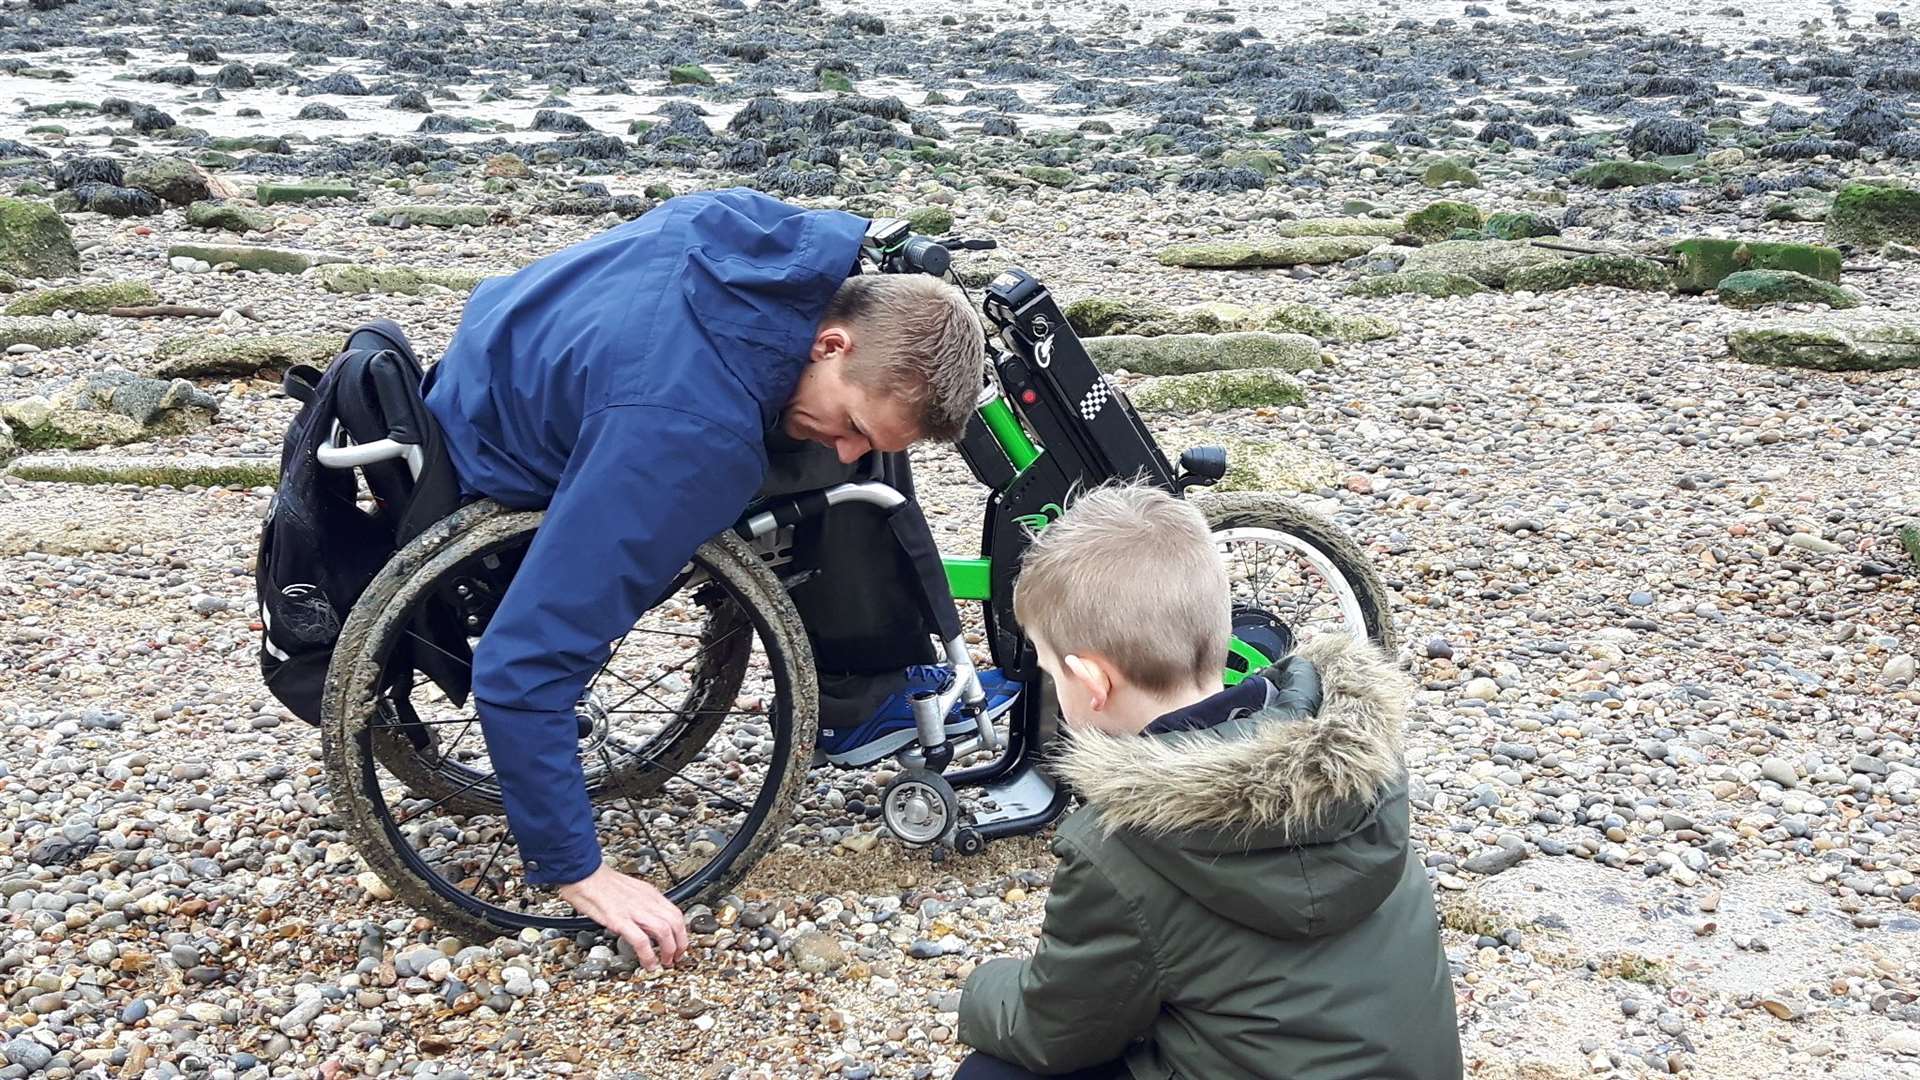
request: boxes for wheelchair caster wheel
[953,827,985,857]
[882,768,959,847]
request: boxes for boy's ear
[1062,653,1112,712]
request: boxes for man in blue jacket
[423,188,986,969]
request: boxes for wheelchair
[310,221,1395,942]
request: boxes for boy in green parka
[955,485,1463,1080]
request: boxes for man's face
[783,325,920,464]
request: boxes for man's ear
[1062,653,1113,713]
[812,324,851,363]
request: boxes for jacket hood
[1052,633,1417,938]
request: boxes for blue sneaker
[815,666,1021,767]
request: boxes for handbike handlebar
[861,216,996,278]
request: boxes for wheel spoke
[667,771,751,814]
[598,744,683,890]
[404,629,475,672]
[394,767,500,826]
[601,622,749,712]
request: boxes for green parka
[959,634,1463,1080]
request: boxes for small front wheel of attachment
[881,768,960,846]
[953,827,985,856]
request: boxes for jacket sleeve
[958,831,1164,1072]
[470,403,765,885]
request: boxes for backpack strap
[282,364,324,406]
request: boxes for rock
[3,1038,51,1073]
[61,184,163,218]
[1463,845,1527,875]
[1399,240,1560,287]
[1787,532,1842,554]
[789,930,847,974]
[1627,118,1706,156]
[254,181,359,206]
[1825,182,1920,248]
[313,264,491,296]
[1162,435,1339,493]
[123,157,210,205]
[1669,238,1842,293]
[669,64,715,86]
[1758,994,1805,1021]
[1884,1030,1920,1057]
[1505,254,1671,293]
[3,454,275,487]
[1462,677,1501,700]
[0,196,81,279]
[6,281,156,316]
[482,153,530,179]
[1406,200,1485,242]
[536,195,653,219]
[1887,654,1917,684]
[1272,217,1405,238]
[1086,331,1321,376]
[1727,315,1920,371]
[295,103,347,121]
[366,205,491,228]
[184,200,273,234]
[1346,270,1487,298]
[165,242,343,275]
[1157,235,1386,268]
[1023,165,1075,188]
[1129,368,1306,414]
[1,369,217,450]
[1421,159,1480,188]
[150,333,340,377]
[1482,211,1559,240]
[1260,303,1397,342]
[1761,757,1798,788]
[0,315,100,349]
[1571,161,1679,188]
[905,207,954,236]
[1716,270,1857,310]
[1764,196,1832,223]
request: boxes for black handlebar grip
[903,236,951,277]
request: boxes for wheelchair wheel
[321,501,817,941]
[1195,492,1396,653]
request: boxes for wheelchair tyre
[1195,492,1395,651]
[321,500,818,941]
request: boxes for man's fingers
[639,914,681,967]
[619,919,660,970]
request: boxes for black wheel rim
[352,533,796,928]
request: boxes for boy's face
[1031,634,1131,736]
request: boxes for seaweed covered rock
[1482,211,1559,240]
[1346,271,1488,298]
[1505,254,1670,293]
[149,333,341,377]
[1157,235,1385,268]
[1668,238,1841,293]
[0,315,100,349]
[0,369,216,450]
[1128,368,1306,415]
[1421,159,1480,188]
[1716,269,1857,310]
[1273,217,1404,238]
[1160,435,1339,494]
[1398,239,1559,287]
[365,205,491,228]
[1727,316,1920,371]
[185,200,273,234]
[1571,161,1679,189]
[6,280,156,316]
[313,264,491,296]
[0,197,80,279]
[1085,332,1321,376]
[1825,183,1920,248]
[1406,200,1484,242]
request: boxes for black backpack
[256,320,461,726]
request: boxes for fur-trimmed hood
[1052,633,1418,939]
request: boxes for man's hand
[555,865,688,970]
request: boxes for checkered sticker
[1078,379,1111,420]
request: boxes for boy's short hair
[1013,484,1231,694]
[824,275,983,443]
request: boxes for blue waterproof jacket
[424,188,868,883]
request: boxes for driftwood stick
[108,304,259,319]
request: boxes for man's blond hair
[823,275,983,442]
[1013,484,1231,694]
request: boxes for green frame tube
[978,396,1040,471]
